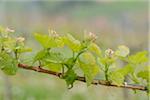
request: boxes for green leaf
[99,57,115,66]
[44,50,65,64]
[63,69,77,89]
[35,48,67,66]
[147,83,150,95]
[63,34,81,52]
[34,33,50,48]
[45,63,62,72]
[109,71,124,86]
[34,33,64,48]
[65,58,75,68]
[33,49,49,63]
[14,39,32,53]
[79,52,96,65]
[128,51,148,64]
[79,52,100,86]
[115,45,129,57]
[88,43,101,56]
[137,70,149,82]
[17,47,32,53]
[0,53,18,75]
[119,64,134,75]
[3,37,16,51]
[109,64,133,86]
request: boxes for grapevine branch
[18,63,147,92]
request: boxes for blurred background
[0,1,149,100]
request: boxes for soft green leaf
[63,34,81,52]
[36,48,67,66]
[34,33,50,48]
[88,43,101,56]
[109,64,133,86]
[34,33,64,48]
[44,51,65,64]
[79,52,96,65]
[99,57,115,66]
[0,53,18,75]
[128,51,148,64]
[137,70,149,82]
[65,58,75,68]
[33,49,49,63]
[45,63,62,72]
[17,47,32,53]
[63,69,77,89]
[109,71,124,86]
[147,83,150,95]
[3,37,16,51]
[115,45,129,57]
[119,64,134,75]
[79,52,100,86]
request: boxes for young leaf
[34,33,64,48]
[137,70,149,82]
[99,57,115,66]
[63,69,77,89]
[65,58,75,68]
[128,51,148,64]
[33,49,49,63]
[79,52,96,64]
[0,53,18,75]
[115,45,129,57]
[34,33,51,48]
[79,52,100,86]
[119,64,134,75]
[1,59,17,75]
[109,64,133,86]
[44,63,62,72]
[2,37,16,51]
[16,47,32,53]
[88,43,101,56]
[44,53,64,64]
[109,71,124,86]
[63,34,81,52]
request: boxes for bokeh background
[0,1,149,100]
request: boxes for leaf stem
[73,48,87,63]
[14,49,18,60]
[62,64,65,74]
[104,64,109,82]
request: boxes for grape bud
[105,48,114,58]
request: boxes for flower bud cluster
[105,48,114,58]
